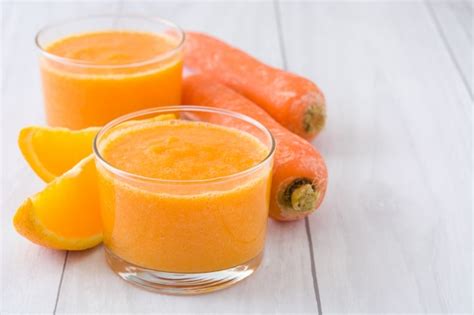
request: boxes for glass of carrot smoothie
[35,16,184,129]
[93,106,275,294]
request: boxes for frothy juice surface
[96,119,273,272]
[40,31,183,129]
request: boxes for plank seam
[305,217,323,315]
[273,1,323,313]
[425,1,473,100]
[53,251,69,314]
[274,0,288,69]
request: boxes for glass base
[105,248,263,295]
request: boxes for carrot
[184,31,326,141]
[182,75,328,221]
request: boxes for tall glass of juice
[35,16,184,129]
[93,106,275,294]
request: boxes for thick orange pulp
[40,31,183,129]
[96,119,272,272]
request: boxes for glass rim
[35,14,185,69]
[93,106,276,185]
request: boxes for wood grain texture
[1,2,122,313]
[54,1,318,313]
[278,1,472,313]
[427,0,473,98]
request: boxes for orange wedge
[13,155,102,250]
[18,126,100,182]
[18,114,177,183]
[14,114,177,250]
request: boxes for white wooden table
[1,1,472,313]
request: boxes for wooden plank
[446,0,472,40]
[278,1,472,313]
[426,0,473,98]
[55,1,318,313]
[1,2,122,313]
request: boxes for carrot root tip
[303,103,326,136]
[279,178,319,213]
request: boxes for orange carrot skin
[184,32,326,141]
[182,75,328,221]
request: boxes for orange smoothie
[40,31,183,129]
[96,119,273,272]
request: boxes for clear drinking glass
[93,106,276,294]
[35,15,184,129]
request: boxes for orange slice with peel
[18,114,176,183]
[19,126,100,182]
[14,113,177,250]
[13,155,102,250]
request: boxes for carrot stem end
[279,178,319,213]
[291,184,318,212]
[303,103,326,136]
